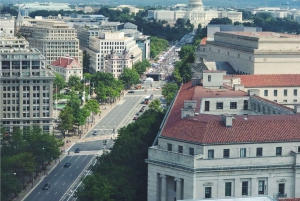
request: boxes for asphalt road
[23,155,94,201]
[84,81,165,139]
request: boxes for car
[64,162,71,168]
[75,148,80,153]
[128,90,135,93]
[92,130,98,135]
[133,117,138,120]
[43,183,51,190]
[139,108,144,112]
[156,86,161,89]
[136,112,140,116]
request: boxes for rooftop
[51,57,81,69]
[279,199,300,201]
[218,31,300,39]
[161,82,300,145]
[226,74,300,87]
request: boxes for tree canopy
[118,68,140,89]
[132,60,150,76]
[162,83,179,105]
[53,73,66,90]
[209,17,233,25]
[150,36,169,59]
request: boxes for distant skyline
[4,0,300,8]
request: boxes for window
[223,149,230,158]
[294,89,297,96]
[243,100,248,110]
[284,89,287,96]
[167,143,172,151]
[225,182,232,196]
[258,181,265,195]
[178,145,183,153]
[216,102,223,109]
[274,90,278,96]
[205,101,210,111]
[256,148,263,156]
[208,150,214,159]
[240,148,246,157]
[276,147,282,156]
[189,148,194,156]
[242,181,248,195]
[208,75,211,82]
[283,100,287,103]
[298,146,300,153]
[205,187,212,198]
[264,90,268,96]
[278,183,285,195]
[230,102,237,109]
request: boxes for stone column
[175,178,181,200]
[160,174,167,201]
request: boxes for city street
[23,155,95,201]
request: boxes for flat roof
[218,31,300,39]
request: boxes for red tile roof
[279,199,300,201]
[51,57,81,69]
[200,37,207,45]
[234,74,300,87]
[161,82,300,144]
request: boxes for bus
[144,96,150,104]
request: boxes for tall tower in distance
[188,0,203,10]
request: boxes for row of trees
[75,109,165,201]
[58,91,100,135]
[1,126,63,200]
[149,36,169,59]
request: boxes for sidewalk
[14,97,123,201]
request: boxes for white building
[19,2,75,16]
[18,21,82,66]
[0,35,55,133]
[110,5,144,15]
[223,74,300,106]
[86,31,142,73]
[146,71,300,201]
[148,0,242,26]
[0,14,15,37]
[50,56,82,82]
[198,32,300,75]
[105,49,133,78]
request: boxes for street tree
[148,99,162,112]
[119,68,140,89]
[133,60,150,76]
[209,17,232,25]
[58,105,74,133]
[162,83,179,105]
[84,99,100,122]
[53,73,66,90]
[68,75,82,90]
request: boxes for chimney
[221,114,233,127]
[294,105,300,113]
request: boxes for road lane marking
[54,174,57,176]
[70,174,72,177]
[63,182,65,185]
[55,192,57,195]
[38,192,40,195]
[55,182,57,185]
[62,174,64,176]
[46,192,49,195]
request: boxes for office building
[0,13,15,37]
[18,21,82,66]
[19,2,74,16]
[198,32,300,74]
[0,36,55,133]
[86,31,142,73]
[146,70,300,201]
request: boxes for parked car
[128,90,135,93]
[43,183,51,190]
[64,162,71,168]
[75,148,80,153]
[92,130,98,135]
[139,108,144,112]
[133,117,138,120]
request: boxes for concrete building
[105,48,133,78]
[0,13,15,37]
[198,32,300,74]
[110,5,144,15]
[148,0,242,26]
[86,31,142,73]
[18,21,82,66]
[50,56,82,82]
[206,25,262,38]
[146,70,300,201]
[76,25,100,51]
[0,36,55,133]
[19,2,74,16]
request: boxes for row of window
[2,80,49,84]
[2,120,50,125]
[167,144,194,155]
[207,147,286,159]
[204,182,285,198]
[101,42,124,45]
[264,89,297,97]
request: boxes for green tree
[119,68,140,89]
[178,45,196,60]
[133,60,150,76]
[53,73,66,90]
[83,52,91,73]
[83,73,92,82]
[209,17,232,25]
[148,99,162,112]
[162,83,179,105]
[68,75,82,91]
[58,105,74,132]
[149,37,169,59]
[176,18,186,28]
[84,99,100,122]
